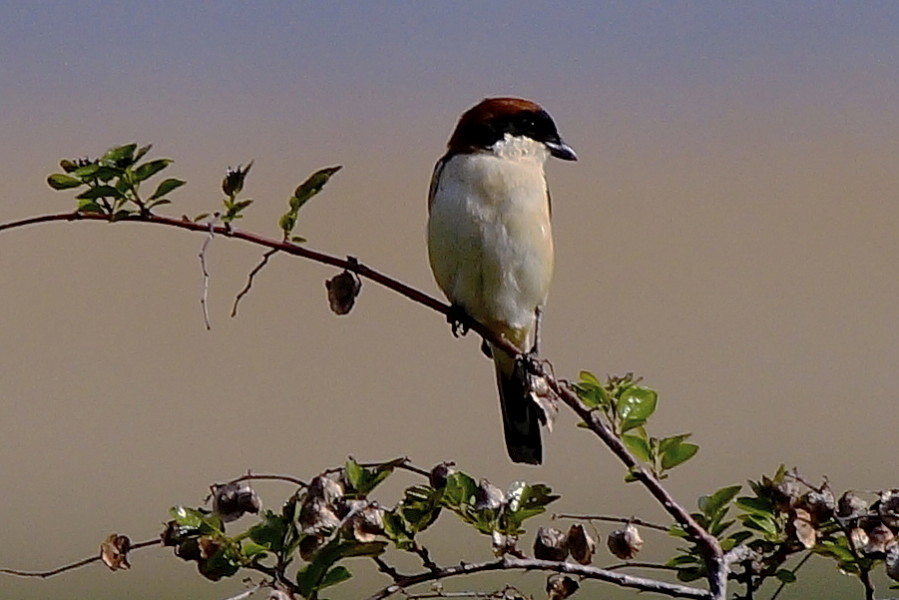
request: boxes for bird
[427,97,576,464]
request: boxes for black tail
[495,352,542,464]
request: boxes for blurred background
[1,2,897,598]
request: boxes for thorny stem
[0,210,724,597]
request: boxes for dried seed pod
[773,479,802,511]
[801,485,835,524]
[348,503,385,543]
[325,269,362,315]
[308,473,345,505]
[299,533,327,561]
[534,526,569,561]
[567,523,596,565]
[299,496,341,535]
[546,574,579,600]
[789,508,816,549]
[212,481,261,523]
[607,523,643,559]
[849,527,870,551]
[473,479,505,511]
[99,533,131,571]
[886,544,899,581]
[837,491,869,520]
[429,462,456,489]
[878,490,899,529]
[863,523,894,555]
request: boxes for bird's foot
[446,304,470,338]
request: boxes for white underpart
[427,134,553,346]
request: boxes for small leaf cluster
[278,166,341,242]
[668,466,899,599]
[218,162,254,224]
[47,143,184,218]
[160,459,558,599]
[574,372,698,480]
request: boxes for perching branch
[0,538,161,578]
[363,555,712,600]
[0,208,725,597]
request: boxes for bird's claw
[446,305,470,338]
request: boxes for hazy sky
[1,3,898,599]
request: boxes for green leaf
[735,496,774,515]
[292,165,342,210]
[47,173,83,190]
[319,565,353,590]
[77,198,105,214]
[617,387,658,423]
[101,143,138,167]
[622,433,652,463]
[504,482,559,531]
[150,177,186,200]
[133,158,172,182]
[441,472,477,509]
[661,442,699,470]
[72,163,100,179]
[775,569,797,584]
[699,485,742,519]
[133,143,153,163]
[77,185,123,200]
[398,485,442,534]
[343,458,401,496]
[241,541,269,559]
[382,511,414,550]
[279,212,297,234]
[574,371,610,409]
[168,506,223,535]
[248,510,289,552]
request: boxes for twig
[199,221,215,330]
[769,551,812,600]
[373,556,404,581]
[604,561,680,572]
[220,584,264,600]
[232,248,279,317]
[364,556,712,600]
[225,472,308,488]
[0,538,160,578]
[552,513,670,532]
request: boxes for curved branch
[0,210,724,596]
[364,556,712,600]
[552,513,670,533]
[0,538,161,578]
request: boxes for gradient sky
[1,3,898,599]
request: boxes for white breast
[427,141,554,337]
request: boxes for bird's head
[446,97,577,162]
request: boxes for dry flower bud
[863,523,894,555]
[348,503,385,542]
[474,479,505,511]
[308,473,344,504]
[429,462,456,489]
[789,508,816,549]
[325,269,361,315]
[801,485,835,524]
[300,496,341,535]
[212,481,261,523]
[849,527,869,550]
[546,574,579,600]
[198,536,223,560]
[878,490,899,529]
[534,526,569,561]
[99,533,131,571]
[607,523,643,559]
[566,523,596,565]
[773,479,801,511]
[838,491,869,520]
